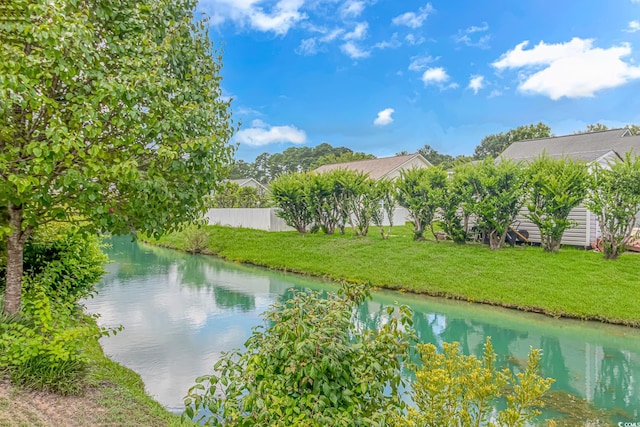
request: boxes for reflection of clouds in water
[85,251,285,412]
[87,238,640,418]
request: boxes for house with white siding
[498,128,640,248]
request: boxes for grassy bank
[150,224,640,327]
[0,318,189,427]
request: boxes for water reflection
[85,237,640,421]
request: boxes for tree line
[269,155,640,260]
[231,122,640,183]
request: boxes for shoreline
[144,229,640,329]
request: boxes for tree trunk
[603,238,619,260]
[542,236,561,253]
[3,204,32,314]
[488,229,506,250]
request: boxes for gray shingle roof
[499,128,640,162]
[313,154,431,180]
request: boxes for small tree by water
[183,284,554,427]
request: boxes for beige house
[313,153,432,180]
[498,128,640,247]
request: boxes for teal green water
[84,237,640,424]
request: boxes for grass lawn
[150,224,640,327]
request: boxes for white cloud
[408,55,438,72]
[421,67,450,85]
[235,106,263,116]
[392,3,434,29]
[296,38,318,55]
[235,120,307,146]
[340,0,365,18]
[374,108,395,126]
[405,34,426,45]
[493,38,591,69]
[343,22,368,40]
[493,37,640,100]
[321,28,345,42]
[374,33,401,50]
[488,89,502,98]
[468,75,485,94]
[341,41,370,58]
[626,20,640,32]
[454,22,490,48]
[199,0,306,35]
[295,27,345,56]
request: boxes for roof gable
[313,154,432,180]
[499,129,640,162]
[227,178,269,192]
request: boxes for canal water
[83,237,640,424]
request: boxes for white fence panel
[206,208,407,232]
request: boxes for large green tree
[0,0,235,313]
[466,159,525,250]
[586,154,640,260]
[524,155,589,253]
[417,145,454,168]
[473,122,552,160]
[269,173,313,233]
[396,167,447,241]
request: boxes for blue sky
[198,0,640,161]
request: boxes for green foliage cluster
[272,151,640,255]
[473,122,553,160]
[586,154,640,260]
[270,170,395,237]
[229,143,375,184]
[414,145,473,169]
[0,0,235,313]
[396,167,448,241]
[464,159,525,250]
[524,156,590,253]
[210,182,269,208]
[401,339,553,427]
[269,173,314,233]
[396,161,524,249]
[183,284,553,427]
[0,223,109,394]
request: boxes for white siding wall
[206,207,408,232]
[514,204,593,247]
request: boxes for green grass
[150,224,640,327]
[0,314,190,427]
[84,337,191,427]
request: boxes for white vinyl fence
[205,207,408,232]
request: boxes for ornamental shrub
[397,338,554,427]
[0,223,109,394]
[184,284,554,427]
[184,283,415,426]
